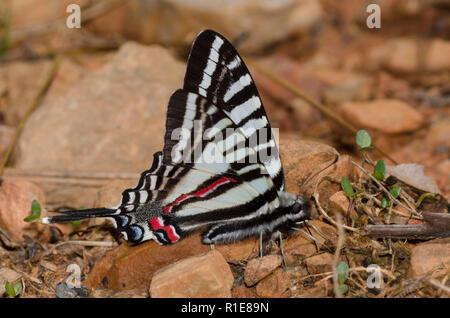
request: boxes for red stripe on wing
[162,177,237,214]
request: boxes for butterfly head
[279,192,310,225]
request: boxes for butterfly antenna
[304,221,319,253]
[291,226,324,247]
[304,220,331,242]
[42,207,116,224]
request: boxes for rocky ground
[0,0,449,298]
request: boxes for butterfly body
[43,30,310,245]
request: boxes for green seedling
[24,200,42,222]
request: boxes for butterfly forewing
[183,30,285,192]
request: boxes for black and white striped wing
[44,29,289,246]
[184,30,285,192]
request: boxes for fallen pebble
[255,268,290,298]
[244,255,282,287]
[328,191,358,220]
[339,99,424,134]
[150,250,234,298]
[409,238,450,278]
[304,252,335,274]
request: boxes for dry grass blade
[0,56,61,179]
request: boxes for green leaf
[5,282,15,298]
[341,177,354,198]
[13,282,22,296]
[356,130,372,150]
[389,186,401,198]
[24,200,42,222]
[70,220,83,229]
[338,284,348,294]
[372,160,386,181]
[381,197,390,208]
[336,261,349,284]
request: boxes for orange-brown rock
[231,285,256,298]
[149,250,234,298]
[339,99,424,134]
[244,255,282,287]
[15,42,185,208]
[284,232,317,264]
[215,237,260,262]
[369,38,450,74]
[84,233,210,291]
[255,268,290,298]
[0,180,46,242]
[328,191,358,220]
[409,238,450,278]
[304,252,334,274]
[279,137,339,196]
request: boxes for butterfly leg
[278,231,287,267]
[259,231,263,259]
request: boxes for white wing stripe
[228,96,262,124]
[224,74,252,102]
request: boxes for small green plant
[380,197,390,209]
[341,177,363,199]
[5,281,22,298]
[70,220,83,229]
[24,200,42,222]
[341,177,354,198]
[372,160,386,181]
[389,186,401,198]
[415,193,436,208]
[356,130,372,150]
[336,261,349,294]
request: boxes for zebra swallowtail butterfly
[43,30,310,245]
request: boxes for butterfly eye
[292,202,302,214]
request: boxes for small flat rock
[85,233,210,291]
[0,180,46,242]
[328,191,358,220]
[284,232,317,264]
[244,255,282,287]
[339,99,424,134]
[369,38,450,74]
[255,268,290,298]
[150,250,233,298]
[409,238,450,278]
[304,252,334,274]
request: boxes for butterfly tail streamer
[42,207,117,224]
